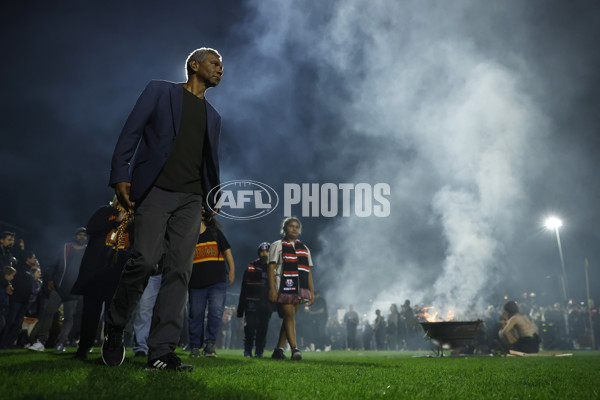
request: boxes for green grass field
[0,348,598,399]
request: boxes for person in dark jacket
[29,228,87,352]
[0,252,37,348]
[102,48,224,372]
[237,242,272,358]
[71,197,133,360]
[0,266,16,335]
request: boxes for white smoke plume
[222,0,551,318]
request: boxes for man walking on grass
[101,47,224,371]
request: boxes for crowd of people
[304,297,599,354]
[0,212,316,360]
[2,224,599,363]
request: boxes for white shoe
[29,340,45,352]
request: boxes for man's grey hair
[280,216,302,237]
[186,47,222,77]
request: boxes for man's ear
[188,59,199,73]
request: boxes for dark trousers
[244,309,271,355]
[0,302,28,348]
[346,324,358,349]
[78,284,118,352]
[106,186,203,359]
[0,304,7,336]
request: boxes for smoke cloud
[220,0,566,317]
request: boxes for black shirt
[189,227,231,289]
[155,89,207,194]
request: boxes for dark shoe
[73,349,88,360]
[271,348,286,360]
[101,328,125,366]
[190,348,201,358]
[146,353,194,372]
[202,343,217,358]
[134,351,147,358]
[243,350,252,357]
[291,348,302,361]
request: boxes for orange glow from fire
[419,306,456,322]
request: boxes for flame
[418,306,456,322]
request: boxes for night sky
[2,0,599,317]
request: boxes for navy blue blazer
[109,80,221,206]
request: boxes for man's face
[1,235,15,248]
[26,254,37,267]
[75,232,88,246]
[193,53,223,88]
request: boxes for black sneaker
[134,351,147,358]
[291,347,302,361]
[271,348,286,360]
[190,348,201,358]
[101,328,125,366]
[203,343,217,357]
[146,353,194,372]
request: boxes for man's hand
[47,281,55,291]
[5,284,13,295]
[115,182,135,211]
[228,274,235,286]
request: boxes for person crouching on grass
[498,300,541,354]
[268,217,315,361]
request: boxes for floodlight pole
[585,259,596,350]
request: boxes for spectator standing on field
[70,198,133,360]
[387,304,400,350]
[0,232,16,269]
[0,252,38,348]
[373,309,386,350]
[188,211,234,358]
[344,305,359,350]
[101,47,224,372]
[29,228,87,352]
[268,217,315,361]
[237,242,272,358]
[0,266,16,340]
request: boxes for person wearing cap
[29,227,88,352]
[237,242,272,357]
